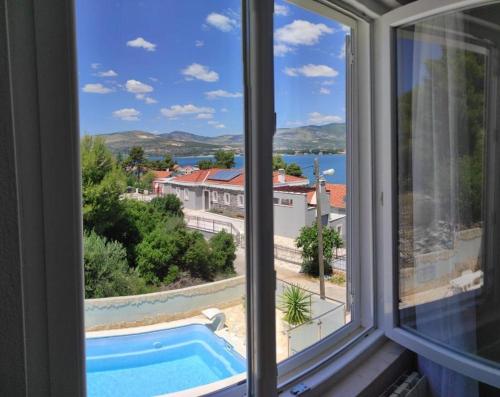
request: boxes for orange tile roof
[325,183,347,209]
[153,170,171,178]
[171,169,308,187]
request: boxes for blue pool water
[86,324,246,397]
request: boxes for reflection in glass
[396,2,500,366]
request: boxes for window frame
[375,0,500,388]
[212,190,219,202]
[273,0,376,386]
[224,192,231,205]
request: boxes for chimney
[278,168,285,183]
[319,177,326,192]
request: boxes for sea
[170,154,346,184]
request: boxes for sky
[76,0,349,136]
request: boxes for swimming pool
[86,324,246,397]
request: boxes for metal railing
[274,244,303,265]
[184,215,244,247]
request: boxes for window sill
[208,329,410,397]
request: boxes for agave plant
[280,284,311,326]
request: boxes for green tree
[332,229,344,258]
[81,136,127,236]
[286,163,303,177]
[272,154,287,171]
[295,225,336,276]
[198,159,214,170]
[83,231,148,298]
[214,150,235,168]
[149,154,176,171]
[184,232,214,279]
[150,194,184,218]
[128,146,145,167]
[209,231,237,274]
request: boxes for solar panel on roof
[208,169,243,181]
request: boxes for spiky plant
[280,284,311,326]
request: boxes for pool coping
[156,373,246,397]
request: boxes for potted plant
[279,284,311,328]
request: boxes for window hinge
[290,383,311,395]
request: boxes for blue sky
[76,0,348,136]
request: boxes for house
[326,183,347,240]
[273,185,330,239]
[151,170,172,195]
[162,168,309,219]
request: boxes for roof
[153,170,171,179]
[169,168,308,188]
[325,183,347,209]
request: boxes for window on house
[212,191,218,202]
[183,189,189,201]
[224,192,231,205]
[395,0,500,367]
[175,187,181,198]
[273,197,280,205]
[273,0,354,367]
[237,194,244,207]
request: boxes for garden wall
[85,276,245,330]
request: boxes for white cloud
[135,94,157,104]
[215,124,226,129]
[161,104,215,118]
[284,64,338,78]
[206,13,237,32]
[308,112,342,125]
[274,43,293,57]
[341,24,351,33]
[321,80,335,86]
[220,107,228,112]
[126,37,156,52]
[338,42,346,59]
[82,83,113,94]
[195,40,204,47]
[98,69,118,77]
[149,77,159,82]
[274,4,289,16]
[126,79,154,94]
[182,63,219,82]
[208,120,218,125]
[196,113,214,119]
[113,108,140,121]
[275,20,333,46]
[319,87,331,95]
[91,63,101,70]
[205,89,242,99]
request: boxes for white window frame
[1,0,379,395]
[224,192,231,205]
[375,0,500,388]
[183,188,189,201]
[175,186,181,198]
[273,0,376,387]
[212,190,218,202]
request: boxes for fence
[274,244,303,265]
[332,254,347,272]
[276,279,346,357]
[184,215,244,247]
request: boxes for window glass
[76,0,247,395]
[273,0,350,361]
[396,2,500,366]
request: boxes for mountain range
[97,123,346,157]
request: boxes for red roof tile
[325,183,347,209]
[153,170,171,178]
[171,169,308,187]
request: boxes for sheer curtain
[404,12,483,397]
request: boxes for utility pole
[315,158,325,300]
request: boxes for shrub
[83,231,148,298]
[296,225,338,276]
[330,271,346,286]
[184,232,214,279]
[151,194,184,218]
[209,231,237,274]
[163,265,181,285]
[279,284,311,326]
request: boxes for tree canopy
[214,150,235,169]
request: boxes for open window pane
[76,1,248,395]
[396,2,500,366]
[273,0,351,361]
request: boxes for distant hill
[96,123,345,157]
